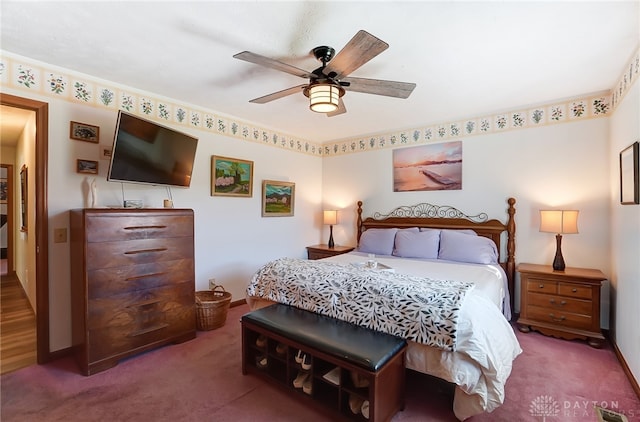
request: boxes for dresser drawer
[558,283,593,300]
[86,237,194,270]
[527,305,592,331]
[88,259,194,299]
[85,214,193,242]
[527,292,592,315]
[87,281,194,330]
[526,279,557,294]
[88,303,195,362]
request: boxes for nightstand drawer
[527,279,557,294]
[527,305,592,330]
[527,292,592,315]
[558,283,593,300]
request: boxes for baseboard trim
[231,298,247,308]
[611,338,640,400]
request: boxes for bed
[246,198,521,420]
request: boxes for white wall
[609,78,640,386]
[322,118,612,325]
[3,88,323,352]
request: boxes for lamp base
[328,225,334,249]
[552,234,565,271]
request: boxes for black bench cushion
[242,304,406,371]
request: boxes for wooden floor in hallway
[0,272,37,375]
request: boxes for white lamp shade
[323,210,337,225]
[309,84,340,113]
[539,210,579,234]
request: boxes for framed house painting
[620,141,639,205]
[262,180,295,217]
[211,156,253,197]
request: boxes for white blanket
[247,252,522,420]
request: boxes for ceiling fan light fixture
[308,83,342,113]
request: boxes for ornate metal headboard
[356,198,516,310]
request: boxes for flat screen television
[107,111,198,188]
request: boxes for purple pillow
[393,229,440,259]
[438,230,498,264]
[358,228,398,256]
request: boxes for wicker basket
[195,286,232,331]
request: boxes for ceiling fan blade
[233,51,313,79]
[249,84,308,104]
[323,30,389,79]
[341,76,416,99]
[327,98,346,117]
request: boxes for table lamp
[539,209,579,271]
[323,210,338,248]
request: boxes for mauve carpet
[1,304,638,421]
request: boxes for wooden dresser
[517,263,606,347]
[70,208,196,375]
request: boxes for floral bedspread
[247,258,474,351]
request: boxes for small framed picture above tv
[107,111,198,188]
[70,121,99,143]
[211,155,253,197]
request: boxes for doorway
[0,93,50,365]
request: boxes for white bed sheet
[246,252,522,420]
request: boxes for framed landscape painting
[211,155,253,197]
[262,180,295,217]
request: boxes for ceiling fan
[233,30,416,117]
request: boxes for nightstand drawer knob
[572,288,578,293]
[549,313,566,322]
[538,284,545,289]
[549,299,567,306]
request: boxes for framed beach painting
[211,156,254,197]
[393,141,462,192]
[262,180,295,217]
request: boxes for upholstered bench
[241,303,407,422]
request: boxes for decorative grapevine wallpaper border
[1,46,638,157]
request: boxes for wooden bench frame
[241,309,407,422]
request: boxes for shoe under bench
[241,303,407,422]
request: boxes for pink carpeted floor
[1,304,638,421]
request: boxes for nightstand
[306,244,355,260]
[517,263,606,348]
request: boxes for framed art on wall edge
[262,180,295,217]
[620,141,639,205]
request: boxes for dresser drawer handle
[549,299,567,306]
[549,313,566,322]
[127,298,161,308]
[538,284,545,289]
[124,248,168,255]
[571,288,578,293]
[129,323,169,337]
[124,225,167,231]
[125,272,167,281]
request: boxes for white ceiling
[1,1,638,144]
